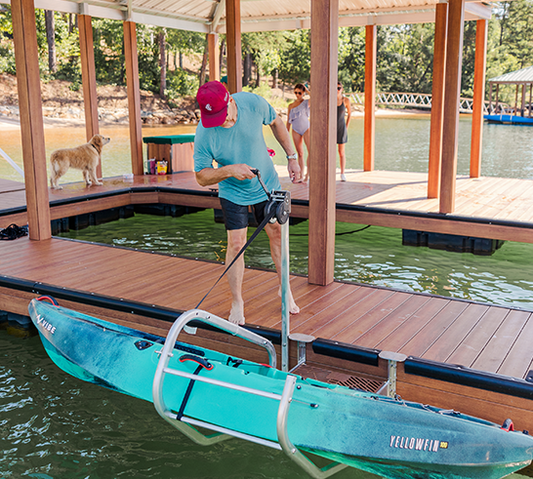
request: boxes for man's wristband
[286,153,298,161]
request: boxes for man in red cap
[194,81,301,325]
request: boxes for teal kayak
[28,298,533,479]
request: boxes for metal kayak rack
[152,309,347,479]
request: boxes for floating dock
[1,171,533,441]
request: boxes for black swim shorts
[219,198,269,230]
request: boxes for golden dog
[49,134,110,189]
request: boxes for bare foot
[228,302,245,325]
[278,287,300,314]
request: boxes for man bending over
[194,81,301,325]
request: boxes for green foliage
[92,18,125,85]
[0,7,15,75]
[277,30,310,86]
[242,31,286,77]
[167,68,199,98]
[242,82,289,110]
[338,27,365,92]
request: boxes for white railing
[350,92,508,115]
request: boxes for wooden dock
[1,171,533,437]
[2,168,533,242]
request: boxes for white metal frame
[152,309,347,478]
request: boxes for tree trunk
[272,68,278,89]
[199,35,209,86]
[159,29,166,98]
[243,52,252,87]
[219,38,225,77]
[179,52,183,69]
[255,60,260,87]
[44,10,56,73]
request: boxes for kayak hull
[29,299,533,479]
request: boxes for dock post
[281,219,290,372]
[379,351,407,398]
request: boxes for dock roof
[489,65,533,84]
[16,0,494,33]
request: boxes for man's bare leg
[226,228,247,325]
[264,222,300,314]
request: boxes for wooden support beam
[521,84,526,117]
[528,83,533,118]
[364,24,376,172]
[226,0,242,93]
[78,14,101,179]
[469,19,487,179]
[123,21,143,176]
[11,0,51,240]
[427,3,448,198]
[439,0,465,214]
[207,33,220,82]
[308,0,338,286]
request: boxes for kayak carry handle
[179,354,213,370]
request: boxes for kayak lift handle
[152,311,346,479]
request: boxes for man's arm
[195,163,256,187]
[269,116,301,182]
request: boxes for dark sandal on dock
[0,223,28,240]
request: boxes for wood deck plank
[311,288,396,340]
[293,287,388,336]
[445,306,510,367]
[420,303,490,363]
[355,294,433,349]
[369,296,449,351]
[398,300,469,356]
[288,283,366,332]
[471,309,532,374]
[328,290,412,343]
[497,312,533,379]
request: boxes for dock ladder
[152,309,348,479]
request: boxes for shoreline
[0,107,432,131]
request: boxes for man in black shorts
[193,81,301,325]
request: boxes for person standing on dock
[286,83,311,181]
[337,82,351,182]
[193,81,301,325]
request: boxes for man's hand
[230,163,257,181]
[287,159,301,184]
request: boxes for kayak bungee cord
[195,169,290,309]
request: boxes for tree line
[0,1,531,105]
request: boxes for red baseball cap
[196,81,230,128]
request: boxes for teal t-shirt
[193,92,281,205]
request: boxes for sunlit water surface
[1,116,533,180]
[2,116,533,478]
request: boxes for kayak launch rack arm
[277,375,348,479]
[153,310,347,478]
[161,308,277,368]
[152,309,277,445]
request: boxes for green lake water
[1,116,533,478]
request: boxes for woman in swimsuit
[286,83,310,181]
[337,82,351,182]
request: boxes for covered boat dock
[1,0,533,461]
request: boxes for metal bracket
[378,351,407,398]
[289,333,315,372]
